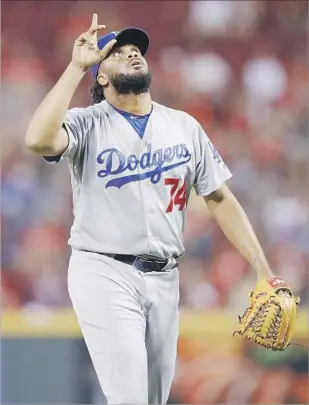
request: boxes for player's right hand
[71,13,117,72]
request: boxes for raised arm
[25,13,116,156]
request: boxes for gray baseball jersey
[46,100,232,258]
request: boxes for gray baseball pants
[68,249,180,404]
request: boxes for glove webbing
[234,297,285,351]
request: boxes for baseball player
[25,14,295,405]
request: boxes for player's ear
[97,72,108,88]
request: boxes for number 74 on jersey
[165,178,187,213]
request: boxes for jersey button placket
[139,138,152,250]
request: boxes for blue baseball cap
[90,27,150,80]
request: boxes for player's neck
[106,92,152,116]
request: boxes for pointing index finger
[89,13,106,35]
[91,13,98,30]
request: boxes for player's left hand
[234,276,300,351]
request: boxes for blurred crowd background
[1,1,308,404]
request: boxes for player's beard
[109,71,152,96]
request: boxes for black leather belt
[103,253,169,273]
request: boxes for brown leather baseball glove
[234,276,300,351]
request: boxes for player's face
[97,44,152,96]
[102,44,149,75]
